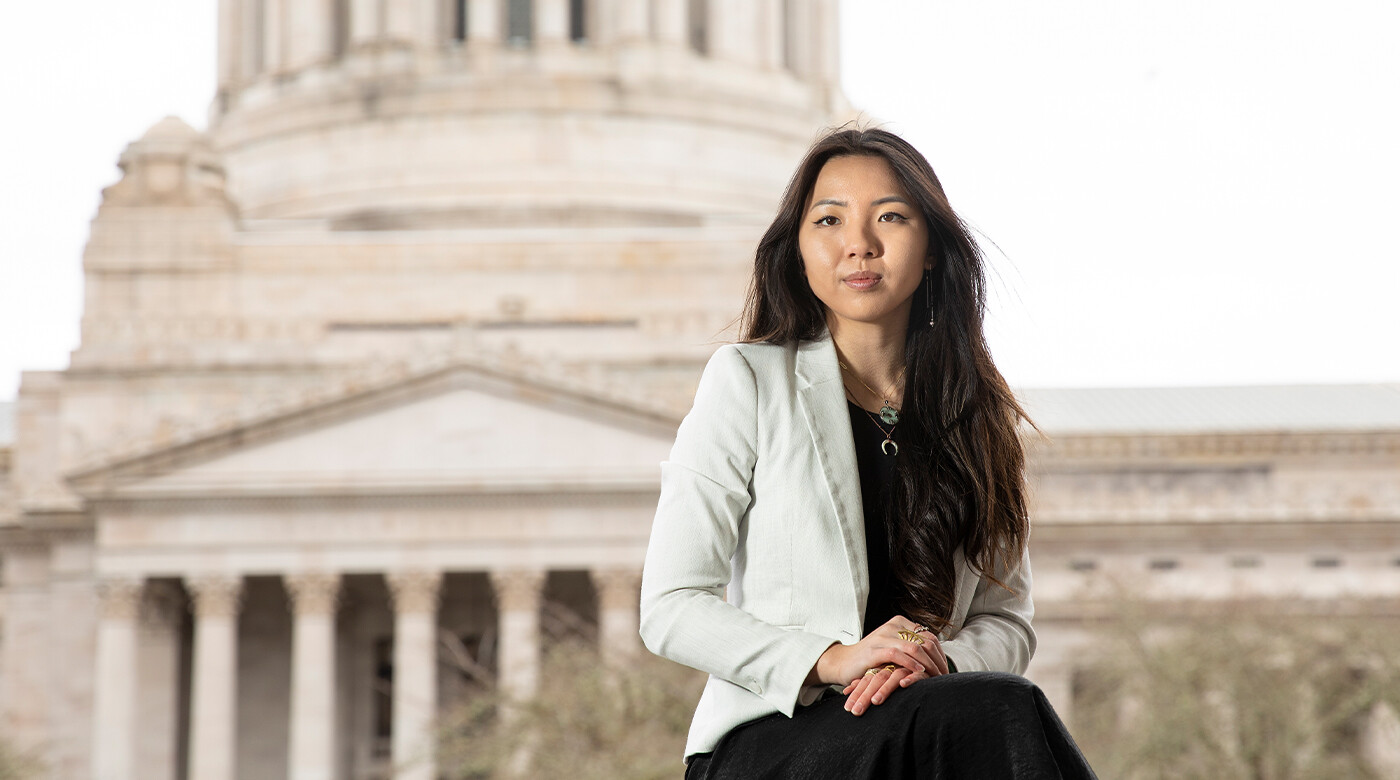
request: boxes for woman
[640,128,1095,778]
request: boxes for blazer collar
[794,331,869,620]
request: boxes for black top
[848,400,902,637]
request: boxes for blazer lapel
[794,334,869,623]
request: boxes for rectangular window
[507,0,533,45]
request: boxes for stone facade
[1,1,1398,778]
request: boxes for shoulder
[688,341,801,418]
[710,340,799,377]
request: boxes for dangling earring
[924,268,936,328]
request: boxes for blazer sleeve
[639,345,838,716]
[939,542,1037,674]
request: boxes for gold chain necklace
[837,359,903,426]
[844,387,899,456]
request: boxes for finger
[886,643,937,677]
[870,669,909,706]
[852,668,896,715]
[848,668,889,715]
[899,667,929,687]
[898,638,946,676]
[881,646,925,676]
[843,672,872,708]
[919,635,948,676]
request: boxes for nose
[845,220,881,259]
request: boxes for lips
[843,272,882,291]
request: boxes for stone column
[350,0,379,47]
[286,573,340,780]
[813,0,839,82]
[707,0,757,65]
[286,0,333,70]
[241,0,265,78]
[534,0,569,46]
[91,578,143,780]
[387,571,443,780]
[264,0,288,73]
[755,0,782,69]
[187,576,243,780]
[218,0,244,89]
[613,0,649,43]
[467,0,504,46]
[653,0,686,48]
[386,0,440,47]
[592,568,642,664]
[784,0,811,76]
[490,569,546,699]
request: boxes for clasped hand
[808,615,949,716]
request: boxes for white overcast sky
[2,1,1398,402]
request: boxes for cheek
[797,234,834,278]
[796,236,819,285]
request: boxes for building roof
[0,401,13,447]
[1018,384,1400,435]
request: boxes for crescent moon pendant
[881,438,899,456]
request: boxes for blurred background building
[0,0,1397,778]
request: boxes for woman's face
[798,155,932,335]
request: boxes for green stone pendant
[880,404,900,425]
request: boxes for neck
[827,313,908,402]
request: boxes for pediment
[74,366,680,498]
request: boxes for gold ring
[881,663,898,672]
[897,629,925,645]
[865,667,879,676]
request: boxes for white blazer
[639,333,1037,759]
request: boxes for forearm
[641,586,838,713]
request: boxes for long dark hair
[741,127,1032,633]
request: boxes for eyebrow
[809,196,913,209]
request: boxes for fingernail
[872,695,882,704]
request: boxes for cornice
[67,350,682,493]
[90,487,659,515]
[1029,519,1400,547]
[1035,596,1400,622]
[1031,429,1400,461]
[0,524,94,551]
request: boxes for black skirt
[685,672,1097,780]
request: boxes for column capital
[592,568,642,611]
[97,577,145,620]
[490,569,546,612]
[188,576,244,619]
[387,570,443,614]
[286,572,341,616]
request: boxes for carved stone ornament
[187,576,244,618]
[592,568,642,611]
[285,572,342,616]
[99,116,232,209]
[386,570,443,614]
[490,569,546,612]
[97,577,145,620]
